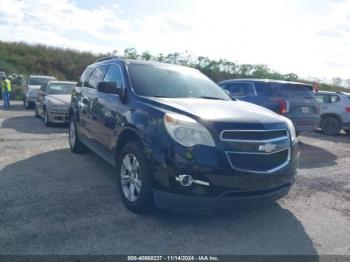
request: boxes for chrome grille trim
[220,129,288,143]
[221,129,291,173]
[225,149,291,174]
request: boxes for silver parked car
[23,75,56,109]
[35,81,76,126]
[315,91,350,135]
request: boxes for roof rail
[95,56,123,62]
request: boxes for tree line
[0,41,348,94]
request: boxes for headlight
[164,113,215,147]
[286,118,297,144]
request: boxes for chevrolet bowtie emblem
[258,143,276,153]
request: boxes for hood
[144,97,287,128]
[46,95,71,105]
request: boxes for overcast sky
[0,0,349,81]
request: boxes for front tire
[320,116,341,136]
[117,141,153,213]
[69,116,87,154]
[34,104,40,118]
[43,107,51,126]
[24,98,29,109]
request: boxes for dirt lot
[0,101,349,255]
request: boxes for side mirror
[97,82,124,96]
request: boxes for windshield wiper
[152,95,170,98]
[197,96,227,100]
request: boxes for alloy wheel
[120,153,142,202]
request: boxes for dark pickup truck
[69,58,299,213]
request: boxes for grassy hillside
[0,41,102,81]
[0,41,348,96]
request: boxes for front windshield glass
[47,84,74,95]
[29,77,54,86]
[128,64,231,100]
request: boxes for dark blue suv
[218,79,320,135]
[69,58,299,213]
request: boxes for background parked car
[35,81,76,126]
[315,91,350,135]
[23,75,56,109]
[218,79,320,135]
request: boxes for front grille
[221,130,287,141]
[227,149,289,172]
[221,129,291,173]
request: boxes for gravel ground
[0,101,349,255]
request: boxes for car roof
[94,57,198,71]
[218,78,312,87]
[316,91,348,95]
[49,81,76,85]
[29,75,55,79]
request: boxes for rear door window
[316,94,339,103]
[223,83,255,97]
[79,66,94,87]
[316,94,329,103]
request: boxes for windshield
[29,77,55,86]
[128,64,231,100]
[47,83,74,95]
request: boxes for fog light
[176,174,193,187]
[175,174,210,187]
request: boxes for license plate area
[301,106,311,113]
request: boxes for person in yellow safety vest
[1,75,12,110]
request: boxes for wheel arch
[115,127,145,161]
[321,113,343,126]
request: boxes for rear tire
[69,116,87,154]
[117,141,154,213]
[320,116,341,136]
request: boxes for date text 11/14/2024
[127,256,219,261]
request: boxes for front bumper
[151,142,299,210]
[154,182,291,211]
[48,111,69,123]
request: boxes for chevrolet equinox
[69,57,299,213]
